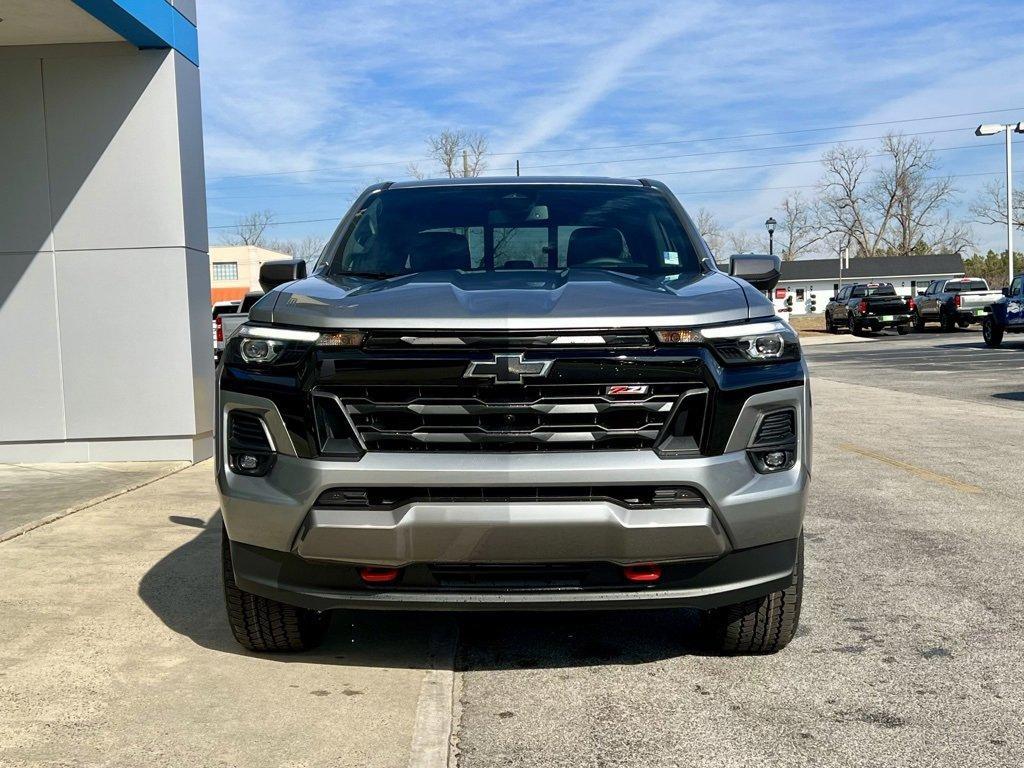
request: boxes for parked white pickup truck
[214,292,263,358]
[912,278,1004,332]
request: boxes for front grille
[753,409,796,446]
[328,383,698,452]
[314,485,707,509]
[227,411,272,451]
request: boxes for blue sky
[198,0,1024,256]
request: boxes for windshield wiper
[336,271,400,279]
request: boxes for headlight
[226,325,365,366]
[655,320,800,364]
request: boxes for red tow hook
[358,566,401,584]
[623,563,662,583]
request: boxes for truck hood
[258,269,763,330]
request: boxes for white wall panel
[0,59,53,254]
[0,252,67,441]
[44,50,187,251]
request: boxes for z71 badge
[607,385,649,395]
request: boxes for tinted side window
[1011,277,1024,296]
[850,286,865,298]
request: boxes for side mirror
[917,291,926,296]
[1002,287,1011,297]
[728,253,781,292]
[259,259,307,293]
[829,296,837,302]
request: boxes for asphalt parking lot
[2,331,1022,767]
[803,327,1024,409]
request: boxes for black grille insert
[753,409,796,446]
[328,382,701,453]
[227,411,272,451]
[314,485,707,510]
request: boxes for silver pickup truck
[912,278,1003,331]
[216,177,810,656]
[214,291,263,357]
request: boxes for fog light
[763,451,787,469]
[237,454,259,471]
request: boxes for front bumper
[230,536,801,612]
[217,381,809,610]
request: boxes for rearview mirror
[259,259,307,293]
[728,253,781,292]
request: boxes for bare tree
[266,235,327,265]
[726,230,758,254]
[775,192,822,260]
[408,130,488,179]
[695,208,724,255]
[816,144,888,258]
[970,179,1024,231]
[930,211,974,255]
[875,134,956,256]
[219,210,276,247]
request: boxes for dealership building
[771,254,966,314]
[0,1,212,462]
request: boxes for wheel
[702,533,804,655]
[850,318,865,336]
[982,318,1004,348]
[222,525,330,652]
[896,324,909,335]
[957,318,971,329]
[913,311,926,331]
[939,312,955,333]
[825,313,837,334]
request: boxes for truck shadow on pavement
[138,512,713,670]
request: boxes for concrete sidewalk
[0,462,443,768]
[0,461,188,540]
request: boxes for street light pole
[975,122,1023,283]
[765,217,777,256]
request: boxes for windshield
[325,185,702,278]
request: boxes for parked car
[824,282,911,335]
[214,291,264,358]
[912,278,1003,332]
[212,301,241,354]
[217,178,810,655]
[982,274,1024,347]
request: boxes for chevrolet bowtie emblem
[465,354,554,384]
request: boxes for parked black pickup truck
[825,282,911,335]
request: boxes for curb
[0,462,192,544]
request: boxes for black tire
[939,312,955,333]
[825,313,837,334]
[850,318,865,336]
[957,318,971,329]
[896,324,909,335]
[222,526,330,652]
[702,533,804,655]
[913,311,926,331]
[982,318,1004,348]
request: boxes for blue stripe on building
[70,0,199,66]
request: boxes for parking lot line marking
[839,444,982,494]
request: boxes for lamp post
[765,217,777,256]
[975,121,1023,283]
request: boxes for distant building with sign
[771,254,966,315]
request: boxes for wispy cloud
[197,0,1024,250]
